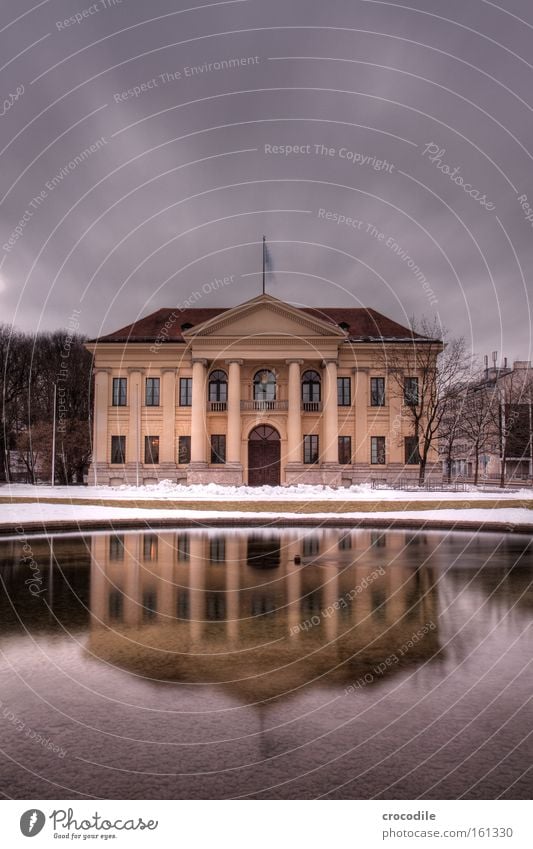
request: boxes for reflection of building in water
[89,530,440,702]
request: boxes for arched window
[301,370,321,404]
[208,370,227,403]
[253,369,276,401]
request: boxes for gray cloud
[1,0,532,363]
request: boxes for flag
[262,236,273,293]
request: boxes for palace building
[86,293,440,487]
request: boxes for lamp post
[51,382,57,487]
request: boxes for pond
[0,527,531,799]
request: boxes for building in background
[86,294,442,487]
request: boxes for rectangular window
[143,590,157,621]
[338,435,352,464]
[110,435,126,464]
[176,534,190,562]
[145,377,160,406]
[178,435,191,464]
[303,434,319,464]
[109,534,124,562]
[210,434,226,464]
[209,538,226,563]
[339,532,352,551]
[177,590,190,620]
[371,377,386,406]
[143,534,158,561]
[144,435,159,464]
[404,376,419,406]
[179,377,192,406]
[108,591,123,622]
[371,436,386,465]
[302,536,319,558]
[337,376,351,406]
[404,435,420,465]
[112,377,127,406]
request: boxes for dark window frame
[210,434,226,464]
[253,369,277,401]
[301,370,321,403]
[179,377,192,407]
[144,435,160,465]
[370,377,386,407]
[404,376,419,406]
[303,434,319,464]
[208,369,228,403]
[371,436,386,465]
[338,435,352,465]
[112,377,127,406]
[178,435,191,464]
[110,435,126,464]
[145,377,160,406]
[404,435,421,465]
[337,376,351,406]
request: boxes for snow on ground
[2,480,533,502]
[1,502,531,533]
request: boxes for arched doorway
[248,425,281,486]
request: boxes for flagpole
[262,235,266,295]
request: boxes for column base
[284,463,343,486]
[187,463,243,486]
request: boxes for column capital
[93,367,110,375]
[322,359,338,368]
[191,358,208,366]
[225,358,243,366]
[127,367,145,374]
[352,367,369,374]
[285,359,304,366]
[161,368,177,374]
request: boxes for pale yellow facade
[86,294,440,487]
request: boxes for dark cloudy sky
[1,0,532,362]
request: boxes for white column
[226,359,243,465]
[354,367,369,465]
[225,536,240,641]
[93,370,109,463]
[127,369,143,468]
[286,359,303,464]
[160,369,177,464]
[322,359,339,463]
[190,359,208,464]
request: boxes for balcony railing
[301,401,323,412]
[241,400,288,412]
[208,401,227,412]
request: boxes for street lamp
[51,382,57,487]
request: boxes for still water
[0,528,531,799]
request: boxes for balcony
[241,400,288,412]
[208,401,227,412]
[301,401,323,412]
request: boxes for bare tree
[458,371,499,485]
[380,318,471,485]
[439,389,465,483]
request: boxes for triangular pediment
[181,295,346,339]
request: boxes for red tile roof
[92,306,428,343]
